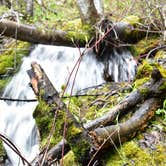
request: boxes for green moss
[122,15,140,25]
[131,37,160,56]
[104,141,166,166]
[0,41,30,93]
[139,87,149,96]
[159,81,166,91]
[0,6,8,15]
[0,141,6,156]
[63,151,78,166]
[34,100,64,147]
[133,77,150,89]
[0,41,30,75]
[66,120,91,163]
[136,60,153,79]
[155,50,166,59]
[156,65,166,78]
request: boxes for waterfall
[0,45,137,165]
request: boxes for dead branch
[89,98,161,149]
[84,70,166,131]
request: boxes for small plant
[156,99,166,121]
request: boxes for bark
[162,5,166,41]
[46,139,70,162]
[0,0,11,8]
[0,19,156,46]
[26,0,34,17]
[0,19,81,46]
[76,0,101,25]
[27,62,92,165]
[84,70,166,131]
[33,139,70,165]
[89,98,161,149]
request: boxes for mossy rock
[0,41,31,94]
[136,60,153,79]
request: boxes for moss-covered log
[0,19,84,46]
[0,17,158,47]
[27,62,92,165]
[84,69,166,131]
[89,98,161,149]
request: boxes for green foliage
[156,99,166,121]
[0,5,8,15]
[155,50,166,59]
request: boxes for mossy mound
[103,140,166,166]
[33,99,64,148]
[0,41,30,94]
[131,36,160,57]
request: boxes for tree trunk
[0,19,84,46]
[76,0,101,25]
[0,19,153,46]
[26,0,34,17]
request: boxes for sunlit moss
[34,100,64,147]
[155,50,166,59]
[133,77,150,89]
[0,41,30,93]
[63,151,78,166]
[0,141,6,157]
[103,141,166,166]
[122,15,140,25]
[131,37,160,56]
[136,60,153,79]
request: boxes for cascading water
[0,45,137,165]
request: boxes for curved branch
[89,98,161,149]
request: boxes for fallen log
[27,62,93,165]
[84,71,166,131]
[33,139,70,165]
[0,19,81,46]
[89,98,161,149]
[0,18,157,46]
